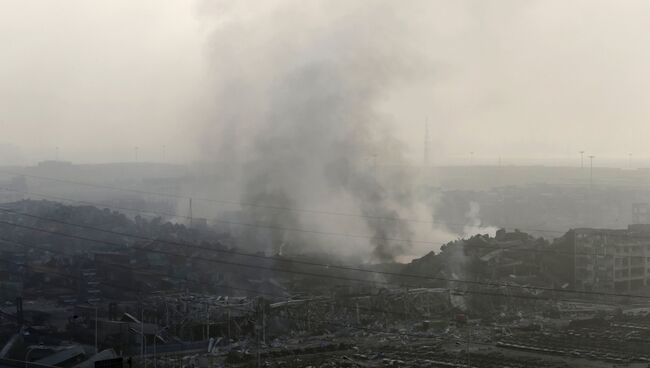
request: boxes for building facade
[573,225,650,292]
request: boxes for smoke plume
[199,0,446,261]
[463,201,498,238]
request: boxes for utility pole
[141,307,145,368]
[466,322,471,368]
[580,151,584,169]
[256,313,261,368]
[589,155,595,189]
[206,304,210,341]
[593,243,599,287]
[188,198,193,228]
[95,306,98,354]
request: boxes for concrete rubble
[2,201,650,367]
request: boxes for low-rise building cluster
[2,200,650,367]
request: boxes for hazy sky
[0,0,206,164]
[1,0,650,166]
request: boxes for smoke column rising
[199,0,452,261]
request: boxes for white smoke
[462,201,498,237]
[196,0,455,262]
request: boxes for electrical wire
[0,216,649,300]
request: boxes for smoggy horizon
[2,1,650,167]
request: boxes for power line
[0,255,481,350]
[0,246,611,324]
[0,170,441,225]
[0,186,571,255]
[5,171,614,237]
[14,170,650,236]
[0,253,635,361]
[0,201,645,268]
[0,182,562,240]
[0,238,409,319]
[0,189,445,246]
[2,235,640,356]
[0,170,569,235]
[1,214,650,300]
[0,208,636,298]
[3,175,646,354]
[0,206,591,282]
[0,221,615,318]
[0,237,459,321]
[0,357,58,368]
[0,187,503,247]
[0,186,598,259]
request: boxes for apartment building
[573,225,650,292]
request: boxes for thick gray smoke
[199,1,447,261]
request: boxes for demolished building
[569,224,650,292]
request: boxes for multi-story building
[572,224,650,292]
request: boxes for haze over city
[2,1,650,166]
[2,1,650,367]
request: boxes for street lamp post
[589,155,595,189]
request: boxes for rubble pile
[498,316,650,364]
[3,201,650,367]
